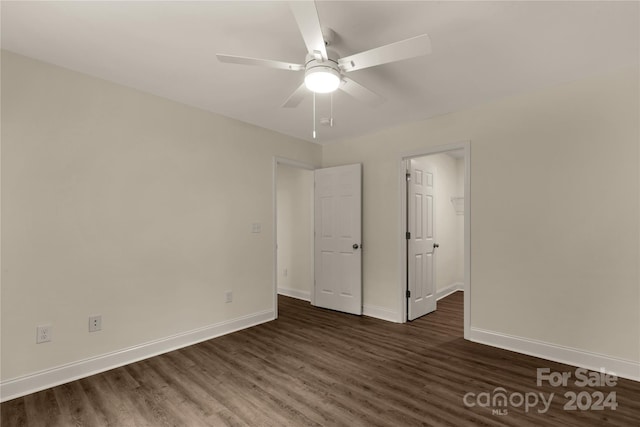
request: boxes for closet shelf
[450,197,464,215]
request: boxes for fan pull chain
[330,92,334,127]
[312,92,317,139]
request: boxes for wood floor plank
[2,292,639,426]
[52,381,104,427]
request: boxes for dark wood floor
[2,292,639,426]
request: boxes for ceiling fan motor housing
[304,51,342,93]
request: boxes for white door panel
[314,164,362,315]
[408,158,436,320]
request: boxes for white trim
[277,287,311,302]
[469,327,640,382]
[436,282,464,301]
[398,140,471,335]
[363,305,402,323]
[463,142,471,340]
[274,157,317,171]
[0,309,275,402]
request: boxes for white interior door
[314,164,362,315]
[407,158,437,320]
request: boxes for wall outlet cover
[36,325,52,344]
[89,315,102,332]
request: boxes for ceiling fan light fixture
[304,66,340,93]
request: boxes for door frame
[272,157,316,319]
[398,141,471,339]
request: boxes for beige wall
[323,67,639,362]
[0,51,321,380]
[1,49,638,384]
[276,164,313,298]
[412,153,463,293]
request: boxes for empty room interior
[1,1,639,426]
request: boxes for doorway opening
[273,158,315,317]
[399,141,470,338]
[273,159,364,318]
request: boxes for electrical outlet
[89,315,102,332]
[251,223,261,233]
[225,291,233,303]
[36,325,52,344]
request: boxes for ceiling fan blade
[282,82,308,108]
[289,1,327,60]
[339,77,384,107]
[217,54,304,71]
[338,34,431,73]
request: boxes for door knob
[353,244,360,250]
[433,243,440,248]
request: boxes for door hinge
[406,172,411,181]
[406,290,411,298]
[406,231,411,240]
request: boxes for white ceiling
[2,1,638,144]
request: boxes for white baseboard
[469,327,640,382]
[277,287,311,302]
[437,282,464,301]
[0,309,275,402]
[363,304,402,323]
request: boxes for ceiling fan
[216,1,431,109]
